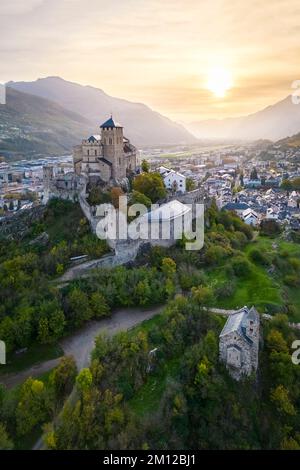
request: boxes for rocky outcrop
[28,231,49,247]
[0,205,46,241]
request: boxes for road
[3,304,297,390]
[0,305,164,390]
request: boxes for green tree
[16,378,48,435]
[130,190,152,209]
[165,277,175,299]
[202,330,218,362]
[161,257,176,278]
[266,329,289,353]
[141,159,150,173]
[186,177,196,192]
[271,385,296,416]
[56,263,64,275]
[194,357,211,385]
[0,423,14,450]
[281,179,293,193]
[134,280,152,305]
[66,288,92,328]
[38,300,66,344]
[90,292,110,318]
[76,368,93,393]
[133,172,166,203]
[191,286,213,305]
[49,356,77,400]
[0,316,15,352]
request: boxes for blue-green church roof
[100,117,122,128]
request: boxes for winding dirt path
[0,306,164,390]
[2,304,293,391]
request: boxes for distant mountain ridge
[8,77,196,146]
[188,95,300,141]
[0,87,93,160]
[277,131,300,148]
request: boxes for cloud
[0,0,299,120]
[0,0,45,15]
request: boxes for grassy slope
[207,261,282,311]
[0,343,63,376]
[127,232,300,421]
[128,312,225,419]
[127,313,181,417]
[206,234,300,320]
[129,357,181,417]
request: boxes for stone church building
[219,306,260,380]
[73,117,137,183]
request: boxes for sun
[206,66,233,98]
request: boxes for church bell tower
[100,116,124,179]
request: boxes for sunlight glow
[206,66,233,98]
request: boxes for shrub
[130,190,152,208]
[178,265,206,290]
[215,280,236,300]
[283,274,299,287]
[260,219,281,236]
[288,257,300,273]
[248,248,269,266]
[204,245,231,265]
[231,256,252,277]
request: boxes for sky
[0,0,300,122]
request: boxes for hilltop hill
[277,131,300,148]
[0,87,93,160]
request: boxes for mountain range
[0,77,196,160]
[0,86,92,160]
[188,95,300,141]
[8,77,195,146]
[2,76,300,161]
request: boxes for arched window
[95,150,97,156]
[87,149,90,156]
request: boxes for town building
[242,208,259,226]
[157,167,186,193]
[222,202,250,216]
